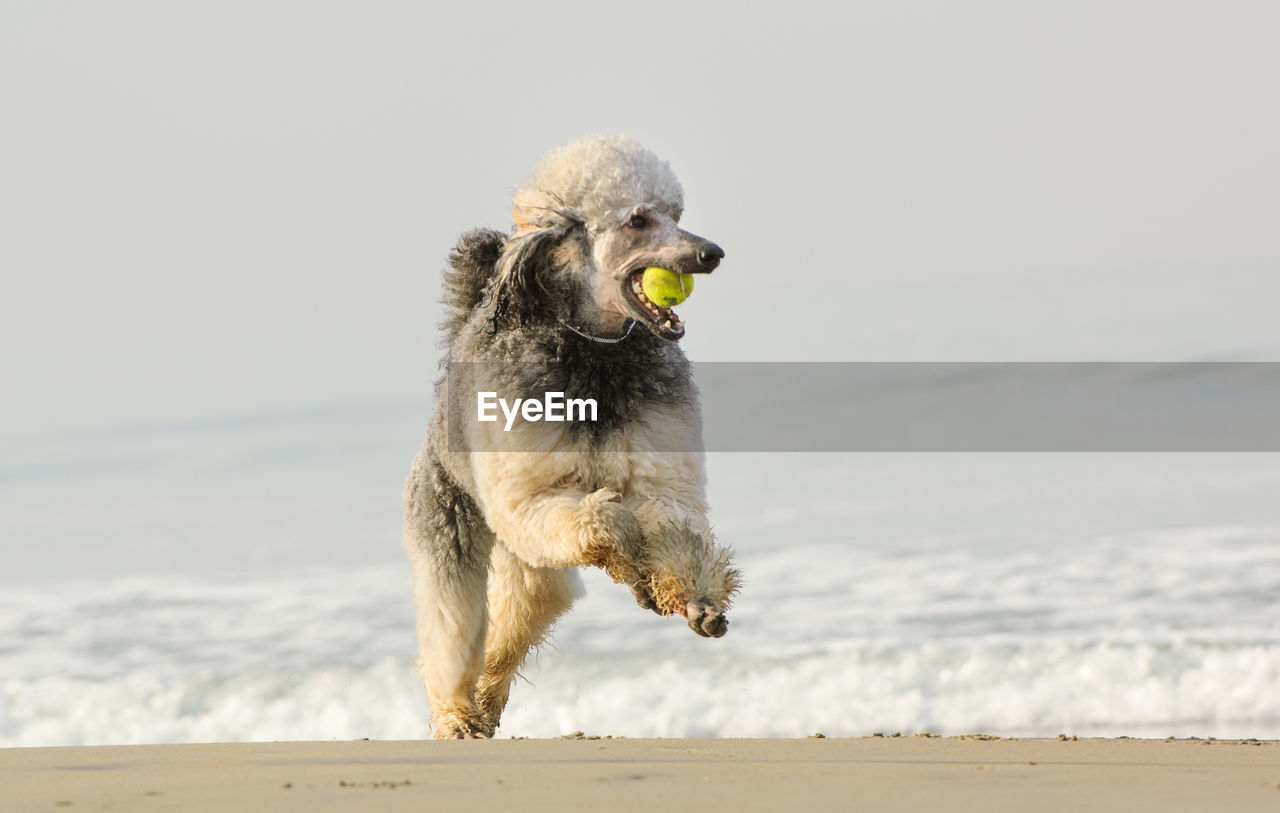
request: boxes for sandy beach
[3,736,1276,812]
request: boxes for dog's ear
[488,220,575,329]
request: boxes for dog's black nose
[697,242,725,268]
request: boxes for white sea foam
[7,637,1275,747]
[3,515,1277,745]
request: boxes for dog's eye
[627,213,648,229]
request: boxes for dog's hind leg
[475,543,581,732]
[404,454,495,739]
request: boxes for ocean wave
[3,637,1277,746]
[3,516,1278,745]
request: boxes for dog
[403,135,740,739]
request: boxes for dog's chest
[476,394,698,510]
[466,340,702,499]
[540,353,689,437]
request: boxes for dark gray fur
[439,228,695,444]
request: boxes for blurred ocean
[2,402,1279,745]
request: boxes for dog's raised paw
[685,600,728,638]
[629,579,661,614]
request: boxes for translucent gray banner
[445,363,1280,452]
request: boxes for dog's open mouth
[624,268,687,341]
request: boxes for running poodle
[404,135,740,739]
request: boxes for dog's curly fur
[404,135,740,739]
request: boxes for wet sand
[3,736,1276,812]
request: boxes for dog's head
[490,135,722,342]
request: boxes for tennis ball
[641,267,694,307]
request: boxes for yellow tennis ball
[641,267,694,306]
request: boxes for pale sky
[3,1,1278,439]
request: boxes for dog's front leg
[632,499,741,638]
[483,486,647,589]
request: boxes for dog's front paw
[628,578,663,615]
[582,489,637,548]
[581,489,644,585]
[683,599,728,638]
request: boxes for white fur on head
[512,134,684,233]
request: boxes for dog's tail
[440,228,505,340]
